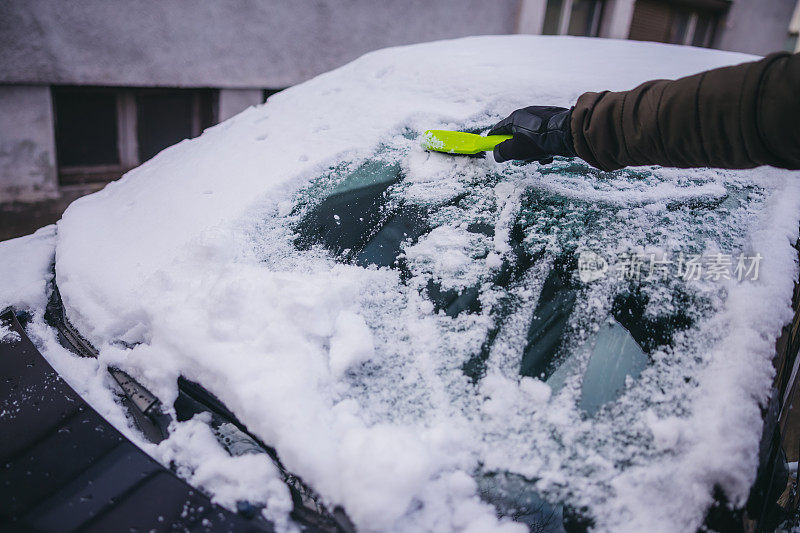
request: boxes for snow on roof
[23,35,800,531]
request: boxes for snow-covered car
[2,36,800,532]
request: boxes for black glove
[488,106,576,164]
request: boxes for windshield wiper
[44,281,355,533]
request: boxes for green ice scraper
[420,130,512,155]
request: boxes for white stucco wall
[717,0,797,55]
[517,0,548,34]
[218,89,265,123]
[0,86,58,203]
[0,0,520,89]
[599,0,636,40]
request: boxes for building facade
[791,0,800,51]
[0,0,797,240]
[519,0,798,53]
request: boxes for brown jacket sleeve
[570,52,800,171]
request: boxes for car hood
[45,35,800,532]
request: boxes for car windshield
[44,37,799,532]
[252,132,765,528]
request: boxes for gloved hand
[488,106,576,164]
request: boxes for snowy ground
[2,36,799,532]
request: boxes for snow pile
[0,225,56,312]
[34,35,800,532]
[329,310,376,378]
[0,324,21,344]
[404,225,488,288]
[156,413,294,529]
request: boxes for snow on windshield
[250,135,794,531]
[47,36,800,532]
